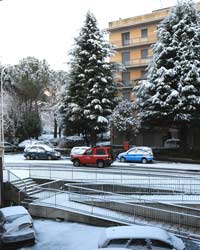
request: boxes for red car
[71,146,113,168]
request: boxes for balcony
[123,57,152,68]
[111,36,156,49]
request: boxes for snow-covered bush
[110,100,141,138]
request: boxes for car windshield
[6,214,27,223]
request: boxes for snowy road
[4,153,200,171]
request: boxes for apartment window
[122,51,130,66]
[141,48,148,59]
[122,71,130,85]
[141,28,148,38]
[121,32,130,46]
[141,69,147,79]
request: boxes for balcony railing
[122,57,152,68]
[112,36,156,48]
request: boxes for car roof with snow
[28,144,54,151]
[98,225,184,250]
[70,146,90,155]
[0,206,29,217]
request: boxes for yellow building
[108,3,200,100]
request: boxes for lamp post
[0,65,6,207]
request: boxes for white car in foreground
[98,225,185,250]
[0,206,35,245]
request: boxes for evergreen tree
[61,11,117,145]
[136,1,200,147]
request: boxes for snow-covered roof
[70,147,90,155]
[0,206,29,218]
[98,225,185,250]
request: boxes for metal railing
[30,184,200,232]
[8,168,200,199]
[112,36,156,48]
[123,57,152,67]
[7,170,29,204]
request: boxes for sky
[0,0,198,71]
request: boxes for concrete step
[24,197,38,203]
[11,178,33,185]
[15,182,37,189]
[14,180,36,188]
[27,190,41,196]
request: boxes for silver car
[0,206,35,244]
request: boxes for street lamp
[0,65,7,207]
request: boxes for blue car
[117,146,153,164]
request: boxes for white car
[98,225,185,250]
[0,206,35,244]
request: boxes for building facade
[108,3,200,148]
[108,3,200,100]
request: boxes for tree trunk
[90,130,97,147]
[179,123,188,151]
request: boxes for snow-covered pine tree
[60,11,117,145]
[136,0,200,146]
[110,100,140,139]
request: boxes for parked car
[98,225,185,250]
[0,142,17,152]
[0,206,35,245]
[164,139,180,149]
[117,146,153,163]
[24,140,54,152]
[24,145,61,160]
[71,146,113,168]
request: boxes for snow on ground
[21,219,104,250]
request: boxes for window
[141,28,148,38]
[141,48,148,59]
[122,71,130,85]
[127,149,136,154]
[86,149,93,155]
[122,51,130,65]
[96,149,105,155]
[106,238,129,248]
[121,32,130,46]
[129,239,148,250]
[149,239,173,250]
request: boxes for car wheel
[73,159,80,167]
[48,155,52,160]
[141,158,147,164]
[26,155,31,160]
[120,157,126,163]
[97,160,105,168]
